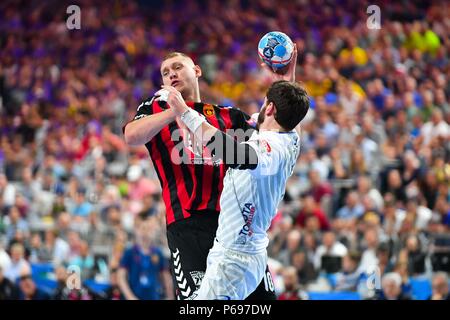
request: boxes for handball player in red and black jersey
[124,52,275,300]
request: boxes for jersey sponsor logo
[203,104,214,117]
[238,203,256,239]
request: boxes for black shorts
[166,212,276,300]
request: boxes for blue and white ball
[258,31,294,69]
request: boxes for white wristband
[180,109,206,133]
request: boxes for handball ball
[258,31,294,71]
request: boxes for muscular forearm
[124,109,175,146]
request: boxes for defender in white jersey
[200,128,300,299]
[160,77,309,300]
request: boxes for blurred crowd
[0,0,449,300]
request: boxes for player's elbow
[124,124,143,146]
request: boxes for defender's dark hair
[266,80,310,131]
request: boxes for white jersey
[216,129,300,254]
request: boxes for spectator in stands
[52,265,73,300]
[420,170,439,211]
[308,170,333,204]
[0,174,16,208]
[3,243,30,282]
[302,232,318,267]
[104,267,125,300]
[277,229,302,267]
[126,165,158,203]
[393,258,413,298]
[118,212,173,300]
[334,251,362,291]
[68,187,94,218]
[314,231,348,272]
[400,198,432,232]
[0,241,11,272]
[278,266,309,300]
[85,211,115,248]
[359,228,380,273]
[69,240,96,281]
[66,230,83,262]
[328,147,348,180]
[401,151,422,192]
[376,243,394,276]
[268,215,293,260]
[291,249,317,286]
[336,191,365,221]
[420,109,449,146]
[18,272,50,300]
[29,232,51,264]
[379,272,411,300]
[348,149,368,178]
[400,235,427,276]
[429,272,450,300]
[296,195,330,231]
[356,176,384,212]
[385,170,408,205]
[0,265,20,300]
[56,212,72,241]
[44,229,69,265]
[3,206,29,245]
[433,195,450,230]
[52,265,103,300]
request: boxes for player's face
[160,56,200,100]
[136,217,157,243]
[257,97,276,129]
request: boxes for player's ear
[265,102,276,116]
[194,65,202,78]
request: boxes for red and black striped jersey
[124,97,255,225]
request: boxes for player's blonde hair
[162,52,193,63]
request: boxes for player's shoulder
[135,95,168,118]
[213,102,234,110]
[213,104,255,128]
[137,95,163,110]
[212,103,246,114]
[259,131,299,154]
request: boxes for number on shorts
[263,271,275,292]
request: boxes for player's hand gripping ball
[258,31,294,73]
